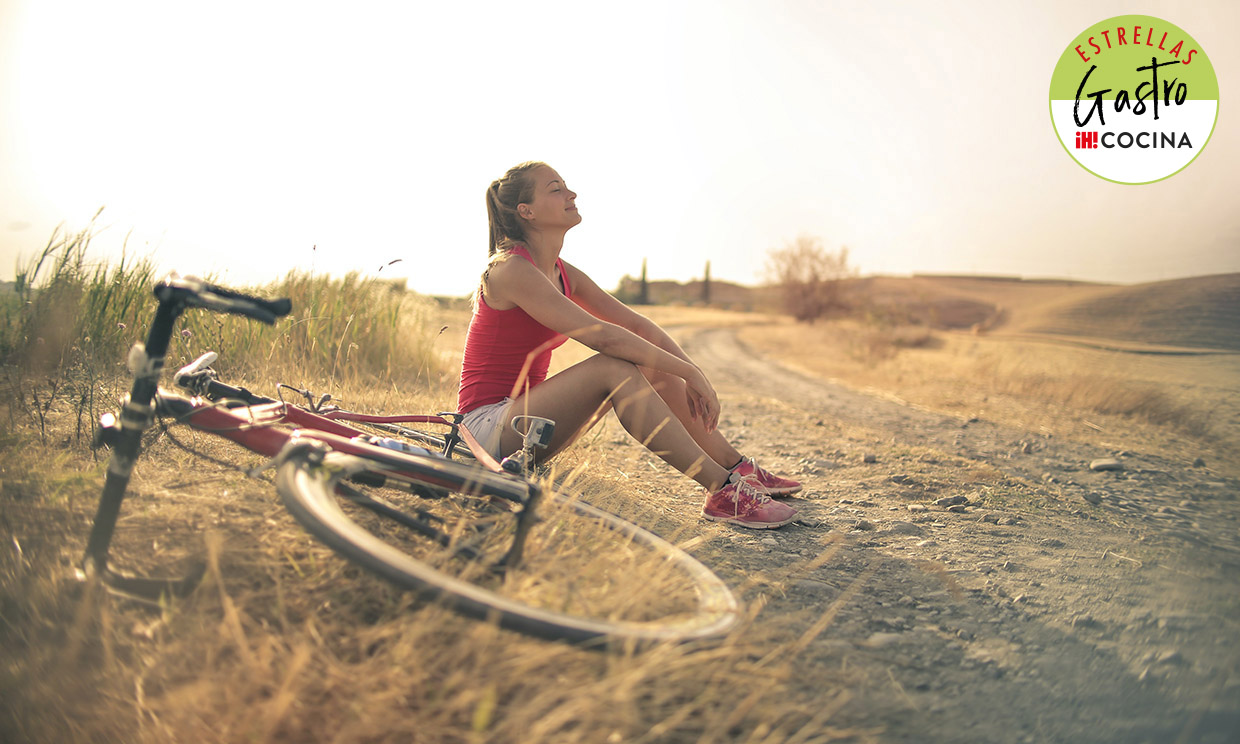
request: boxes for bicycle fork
[495,416,555,569]
[81,296,205,601]
[498,481,544,569]
[79,274,289,602]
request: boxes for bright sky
[2,0,1237,297]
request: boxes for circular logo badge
[1050,15,1219,184]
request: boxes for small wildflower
[181,329,193,340]
[117,322,127,330]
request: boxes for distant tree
[702,260,711,305]
[765,235,856,322]
[639,257,649,305]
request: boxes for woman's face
[519,166,581,231]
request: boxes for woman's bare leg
[499,355,733,491]
[641,367,743,469]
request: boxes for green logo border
[1049,14,1219,185]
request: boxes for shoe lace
[731,473,771,504]
[743,457,779,483]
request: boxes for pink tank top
[457,246,573,414]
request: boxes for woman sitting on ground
[457,161,802,529]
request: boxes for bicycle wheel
[273,438,739,645]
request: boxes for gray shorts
[460,398,514,460]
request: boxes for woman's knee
[586,354,644,391]
[640,365,682,395]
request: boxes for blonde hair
[485,161,547,257]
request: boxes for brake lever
[173,351,220,393]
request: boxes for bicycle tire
[274,439,739,645]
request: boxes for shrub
[764,235,856,322]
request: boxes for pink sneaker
[703,473,798,529]
[732,457,802,498]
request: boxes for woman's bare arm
[562,261,695,363]
[485,258,720,430]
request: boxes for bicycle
[81,274,740,645]
[173,350,484,468]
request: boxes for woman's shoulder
[482,246,541,304]
[484,244,531,274]
[486,245,535,276]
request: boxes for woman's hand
[684,367,721,433]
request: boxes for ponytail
[485,180,509,257]
[484,161,546,259]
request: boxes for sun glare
[5,1,1238,290]
[9,1,714,290]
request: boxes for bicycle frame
[153,396,520,497]
[173,359,508,472]
[82,275,544,603]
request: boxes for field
[732,273,1240,472]
[2,252,1239,742]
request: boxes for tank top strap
[506,245,571,298]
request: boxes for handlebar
[155,274,292,324]
[173,353,272,406]
[83,272,293,596]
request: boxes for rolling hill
[1013,273,1240,351]
[619,272,1240,353]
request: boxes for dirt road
[613,324,1240,743]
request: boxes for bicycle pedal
[511,415,555,450]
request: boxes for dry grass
[736,315,1239,472]
[26,245,1233,741]
[0,236,861,742]
[833,322,938,365]
[1,221,451,448]
[0,412,858,743]
[969,350,1219,432]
